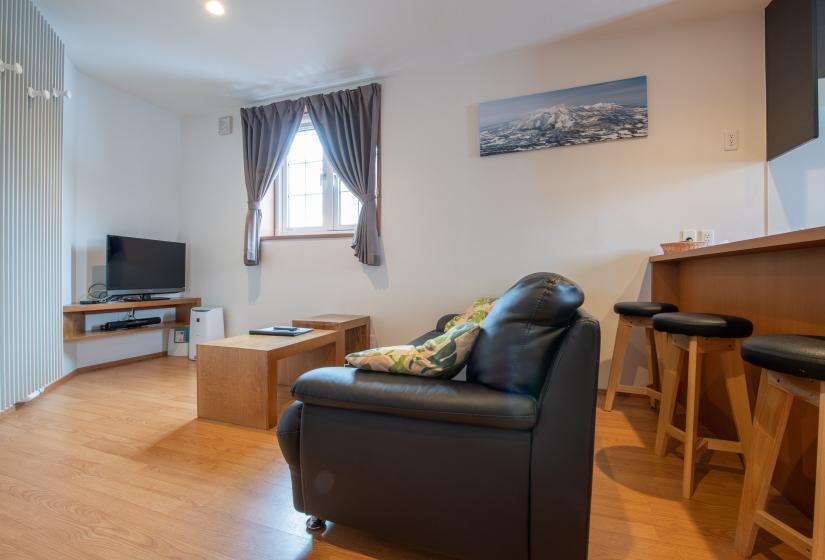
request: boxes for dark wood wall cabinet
[765,0,823,160]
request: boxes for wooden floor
[0,357,812,559]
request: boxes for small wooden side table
[292,314,371,355]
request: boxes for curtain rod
[244,78,384,109]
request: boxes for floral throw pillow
[346,322,480,378]
[443,297,497,331]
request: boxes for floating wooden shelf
[63,297,201,342]
[63,297,202,314]
[64,321,189,342]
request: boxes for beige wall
[179,11,767,387]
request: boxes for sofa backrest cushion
[466,272,584,396]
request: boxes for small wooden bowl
[660,241,709,253]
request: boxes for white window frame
[271,115,360,238]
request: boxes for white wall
[179,12,767,387]
[766,79,825,234]
[62,66,182,370]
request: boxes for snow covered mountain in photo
[480,101,648,156]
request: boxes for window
[260,114,361,238]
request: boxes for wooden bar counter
[650,225,825,517]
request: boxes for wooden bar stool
[653,312,754,498]
[603,301,678,412]
[735,335,825,559]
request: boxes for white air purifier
[189,307,225,360]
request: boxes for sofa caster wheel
[306,516,326,532]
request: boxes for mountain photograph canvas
[479,76,648,156]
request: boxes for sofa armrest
[292,367,536,430]
[435,313,459,332]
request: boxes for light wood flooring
[0,357,813,559]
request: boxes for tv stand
[63,297,201,342]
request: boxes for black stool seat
[653,312,753,339]
[742,335,825,381]
[614,301,678,317]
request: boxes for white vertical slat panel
[0,0,64,411]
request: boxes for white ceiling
[34,0,766,115]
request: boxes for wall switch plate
[218,115,233,136]
[723,129,739,151]
[697,229,715,244]
[680,229,697,242]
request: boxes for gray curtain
[307,84,382,266]
[240,99,305,266]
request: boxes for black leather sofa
[277,273,601,560]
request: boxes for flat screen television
[106,235,186,299]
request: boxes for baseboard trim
[0,370,81,418]
[74,351,169,374]
[0,404,18,419]
[44,369,80,394]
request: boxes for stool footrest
[664,426,744,455]
[754,510,813,557]
[666,424,686,443]
[705,437,744,455]
[616,384,648,396]
[616,384,661,400]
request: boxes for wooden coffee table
[292,314,371,355]
[196,329,344,429]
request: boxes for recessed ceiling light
[205,1,225,16]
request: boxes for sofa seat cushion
[346,322,480,379]
[292,367,537,430]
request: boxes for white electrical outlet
[723,129,739,151]
[680,229,697,242]
[697,229,715,244]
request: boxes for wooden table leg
[346,323,369,354]
[197,346,274,430]
[334,330,346,365]
[275,333,347,420]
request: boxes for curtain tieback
[247,201,262,211]
[361,197,377,207]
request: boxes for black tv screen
[106,235,186,296]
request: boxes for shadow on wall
[363,233,389,290]
[768,79,825,233]
[72,241,106,299]
[247,265,261,304]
